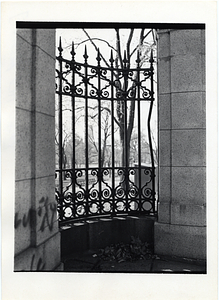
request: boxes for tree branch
[115,28,123,68]
[65,37,117,52]
[82,29,112,68]
[126,28,134,68]
[130,29,152,59]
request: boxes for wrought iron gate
[55,37,157,224]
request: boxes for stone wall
[15,29,62,270]
[155,29,206,260]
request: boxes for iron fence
[55,37,157,224]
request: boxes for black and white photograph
[2,1,218,300]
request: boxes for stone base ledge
[154,222,206,260]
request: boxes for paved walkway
[62,250,206,273]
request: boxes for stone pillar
[155,29,206,260]
[15,29,62,270]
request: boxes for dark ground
[62,250,206,273]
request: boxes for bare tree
[59,28,157,169]
[81,28,157,167]
[88,105,112,168]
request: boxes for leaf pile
[97,236,153,263]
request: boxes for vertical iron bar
[136,51,142,213]
[58,37,63,221]
[110,50,115,215]
[71,42,76,216]
[97,49,102,214]
[148,50,155,213]
[123,51,129,213]
[84,46,89,217]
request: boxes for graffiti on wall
[15,196,57,232]
[30,254,46,271]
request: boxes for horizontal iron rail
[56,56,152,72]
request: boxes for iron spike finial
[123,50,129,67]
[136,50,141,66]
[58,37,63,55]
[71,41,75,58]
[96,48,101,64]
[149,49,154,64]
[83,45,88,61]
[109,49,114,66]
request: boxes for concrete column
[155,29,206,260]
[15,29,62,270]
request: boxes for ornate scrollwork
[91,67,97,75]
[75,87,83,96]
[55,47,156,223]
[101,169,112,199]
[128,184,138,198]
[63,191,73,204]
[116,201,125,211]
[127,87,136,99]
[76,190,85,201]
[142,187,152,198]
[89,88,98,97]
[103,202,111,212]
[141,87,152,100]
[128,168,136,176]
[63,206,74,218]
[101,89,110,98]
[89,202,99,214]
[143,70,151,79]
[143,168,152,184]
[101,69,108,77]
[129,200,138,211]
[76,204,85,216]
[90,189,99,200]
[74,63,82,72]
[102,188,111,199]
[115,186,125,199]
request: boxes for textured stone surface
[158,202,170,223]
[36,29,56,58]
[35,112,55,178]
[170,29,202,56]
[14,232,61,271]
[15,28,61,270]
[16,34,32,111]
[17,28,32,44]
[158,31,170,58]
[15,109,32,181]
[154,222,206,260]
[201,54,206,90]
[159,94,171,129]
[159,130,171,166]
[171,54,203,92]
[159,167,171,201]
[172,167,206,205]
[15,180,32,254]
[35,48,56,116]
[171,203,206,226]
[156,28,206,260]
[35,176,59,246]
[158,58,171,94]
[172,129,206,166]
[172,92,205,129]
